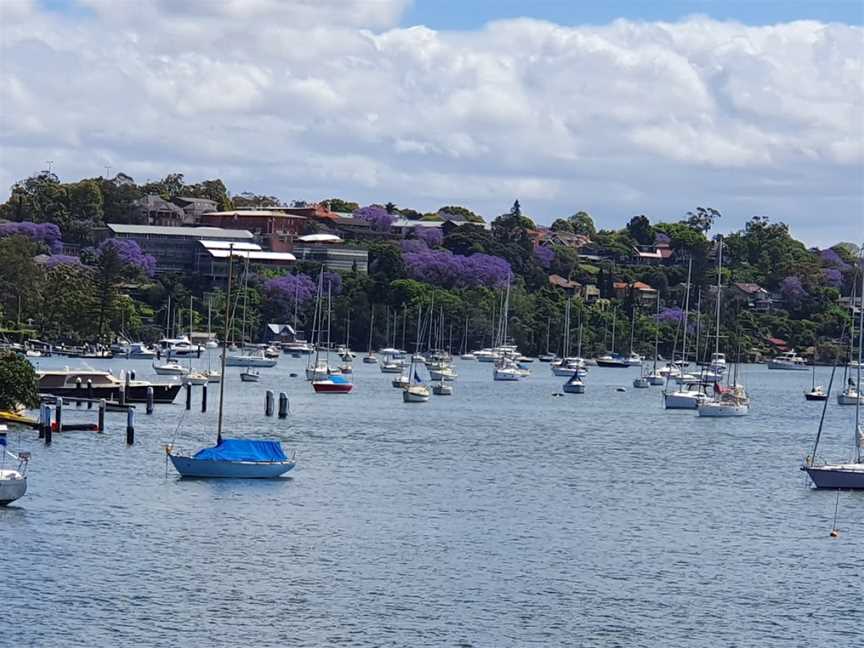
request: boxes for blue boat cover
[329,374,350,384]
[193,439,287,462]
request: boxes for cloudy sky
[1,0,862,246]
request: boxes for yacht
[38,368,182,403]
[153,359,189,376]
[157,336,203,357]
[767,350,808,371]
[225,349,277,368]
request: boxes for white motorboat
[428,366,457,381]
[283,340,314,354]
[184,371,208,386]
[392,374,410,389]
[119,342,156,359]
[625,352,643,367]
[153,359,189,376]
[240,369,260,382]
[460,353,476,360]
[363,353,378,364]
[475,349,498,363]
[767,350,808,370]
[225,349,277,368]
[493,363,521,381]
[157,336,203,357]
[633,376,650,388]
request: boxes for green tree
[685,206,721,233]
[568,211,596,236]
[0,237,41,332]
[437,205,485,223]
[626,215,655,245]
[0,351,39,410]
[324,198,359,213]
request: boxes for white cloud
[0,1,861,245]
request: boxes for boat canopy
[329,374,351,384]
[193,439,287,462]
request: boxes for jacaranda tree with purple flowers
[781,276,807,305]
[354,205,395,232]
[97,239,156,277]
[415,227,443,248]
[534,245,554,269]
[402,248,511,289]
[0,221,62,254]
[657,307,684,324]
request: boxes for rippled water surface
[2,356,862,647]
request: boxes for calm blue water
[2,356,862,647]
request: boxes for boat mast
[216,245,235,445]
[368,306,375,354]
[577,306,583,359]
[714,239,723,369]
[855,264,863,463]
[610,311,616,355]
[681,256,693,365]
[653,291,660,373]
[629,305,636,357]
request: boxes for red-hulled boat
[312,374,353,394]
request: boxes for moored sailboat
[166,245,296,479]
[802,263,864,489]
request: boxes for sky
[1,0,862,248]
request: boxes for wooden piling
[126,408,134,445]
[146,387,154,415]
[98,399,106,432]
[278,392,288,419]
[265,390,274,417]
[87,379,93,409]
[201,384,207,413]
[185,383,192,410]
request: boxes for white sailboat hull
[697,402,749,417]
[664,391,706,409]
[493,368,520,381]
[402,386,430,402]
[0,471,27,505]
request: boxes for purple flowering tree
[322,271,343,295]
[402,249,511,288]
[97,239,157,277]
[534,245,554,268]
[822,268,843,288]
[415,227,443,248]
[400,239,428,254]
[819,248,851,271]
[264,273,317,306]
[657,307,684,324]
[781,276,807,305]
[0,221,62,253]
[354,205,395,232]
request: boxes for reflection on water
[2,356,862,647]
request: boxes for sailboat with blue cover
[166,245,296,479]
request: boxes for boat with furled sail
[166,244,296,479]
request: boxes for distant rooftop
[199,240,261,250]
[108,223,254,239]
[206,249,296,262]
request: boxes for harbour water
[2,356,862,647]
